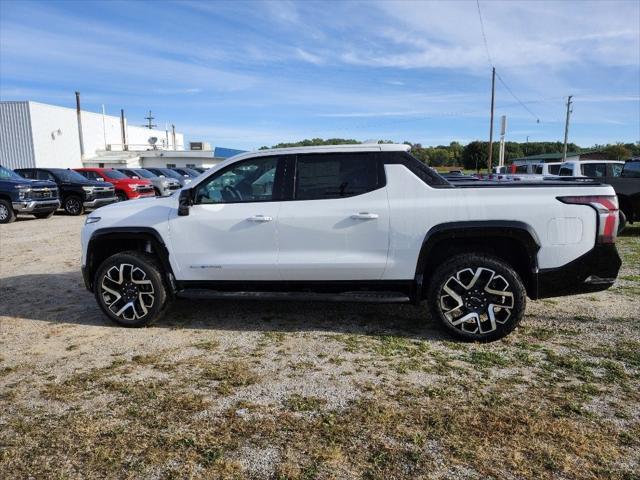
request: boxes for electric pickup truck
[81,144,622,341]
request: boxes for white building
[0,100,206,170]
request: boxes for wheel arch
[84,227,175,293]
[415,221,541,300]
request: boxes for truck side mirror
[178,188,192,216]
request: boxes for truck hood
[2,178,57,189]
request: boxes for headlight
[82,186,95,193]
[85,216,101,225]
[17,185,32,200]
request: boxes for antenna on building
[143,110,157,129]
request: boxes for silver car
[117,168,182,196]
[145,167,193,188]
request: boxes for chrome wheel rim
[100,263,155,321]
[438,267,514,335]
[66,198,81,214]
[0,204,8,221]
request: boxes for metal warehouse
[0,100,225,170]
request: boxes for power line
[475,0,541,123]
[495,71,541,123]
[476,0,493,66]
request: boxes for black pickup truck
[0,165,61,224]
[608,159,640,225]
[16,168,117,215]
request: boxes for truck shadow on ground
[0,271,448,341]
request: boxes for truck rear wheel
[427,254,526,342]
[94,251,169,327]
[0,199,16,224]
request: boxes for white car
[559,160,625,178]
[81,144,621,341]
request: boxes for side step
[176,289,411,304]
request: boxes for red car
[74,168,156,201]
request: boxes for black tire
[116,192,127,202]
[34,210,55,219]
[0,199,16,224]
[63,195,84,215]
[94,251,169,327]
[618,210,627,234]
[427,254,526,342]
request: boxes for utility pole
[487,66,496,172]
[562,95,573,161]
[143,110,157,130]
[75,91,85,160]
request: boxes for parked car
[74,168,155,202]
[15,167,116,215]
[614,159,640,224]
[171,167,202,178]
[145,167,193,187]
[558,159,637,226]
[81,144,621,342]
[532,162,562,176]
[191,167,207,174]
[0,165,60,223]
[558,159,624,178]
[116,168,182,196]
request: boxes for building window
[186,163,196,168]
[99,163,104,168]
[166,163,176,168]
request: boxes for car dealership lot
[1,215,639,479]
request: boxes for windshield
[159,169,183,180]
[133,169,157,179]
[185,168,201,177]
[622,161,640,178]
[103,169,129,180]
[50,169,91,183]
[0,166,24,180]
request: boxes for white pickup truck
[81,144,621,341]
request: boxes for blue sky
[1,0,638,150]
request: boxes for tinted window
[0,166,23,180]
[133,169,157,179]
[534,165,543,174]
[103,169,128,180]
[16,169,35,179]
[581,163,606,177]
[49,169,89,182]
[515,165,528,174]
[295,153,381,200]
[548,164,561,175]
[622,162,640,178]
[559,166,573,176]
[37,170,56,181]
[610,163,623,177]
[195,156,281,204]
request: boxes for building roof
[214,147,246,159]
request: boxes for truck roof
[229,143,411,162]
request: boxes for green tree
[604,143,631,160]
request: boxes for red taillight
[558,195,619,244]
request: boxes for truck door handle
[248,215,273,222]
[351,212,379,220]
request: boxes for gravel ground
[1,214,638,479]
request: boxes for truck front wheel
[64,195,84,215]
[94,251,169,327]
[0,199,16,224]
[427,254,526,342]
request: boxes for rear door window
[534,165,543,174]
[559,166,573,176]
[548,164,561,175]
[515,165,528,174]
[295,153,382,200]
[581,163,606,177]
[609,163,623,177]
